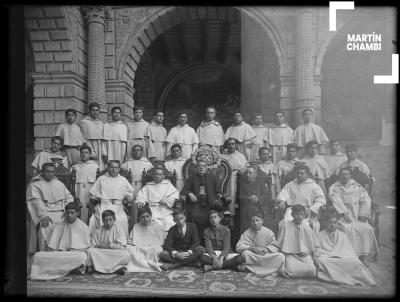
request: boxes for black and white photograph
[5,3,397,298]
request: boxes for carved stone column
[83,6,106,107]
[294,9,316,127]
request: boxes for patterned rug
[27,265,393,298]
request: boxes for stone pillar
[83,6,106,110]
[294,9,316,127]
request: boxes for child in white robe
[70,145,99,224]
[164,144,187,191]
[102,106,128,165]
[146,110,168,161]
[276,204,320,278]
[224,112,256,160]
[166,112,199,159]
[80,102,106,170]
[268,112,294,163]
[87,210,130,275]
[127,206,166,272]
[236,211,285,274]
[196,106,225,153]
[126,106,150,159]
[249,114,269,162]
[30,203,90,280]
[31,136,69,175]
[55,108,85,166]
[316,212,376,285]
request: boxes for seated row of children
[30,202,376,286]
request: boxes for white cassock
[301,155,330,181]
[55,123,85,166]
[294,122,329,156]
[220,151,249,215]
[322,152,347,176]
[196,120,225,153]
[316,229,376,285]
[30,218,90,280]
[277,178,326,234]
[164,156,187,192]
[225,122,257,160]
[135,180,180,231]
[146,122,168,161]
[26,176,74,253]
[275,158,299,192]
[87,224,130,274]
[121,157,154,198]
[166,124,199,159]
[335,159,371,176]
[70,160,99,224]
[127,220,166,272]
[126,119,150,159]
[89,173,134,237]
[31,150,69,171]
[329,180,380,256]
[249,125,269,162]
[80,117,105,170]
[268,124,294,163]
[102,121,128,164]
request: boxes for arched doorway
[126,7,282,130]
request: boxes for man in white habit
[80,102,106,170]
[294,108,329,157]
[249,114,269,162]
[88,160,134,237]
[102,106,128,165]
[146,110,168,161]
[166,112,199,159]
[164,144,187,192]
[126,106,150,159]
[26,163,75,253]
[268,111,294,163]
[224,112,256,161]
[322,139,347,176]
[196,106,225,153]
[135,168,180,231]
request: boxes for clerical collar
[231,121,243,127]
[106,172,120,178]
[272,123,288,128]
[252,124,265,128]
[176,124,188,128]
[296,178,313,184]
[150,120,163,126]
[260,160,273,164]
[86,116,101,121]
[200,120,220,127]
[77,160,96,164]
[45,149,62,155]
[211,224,222,230]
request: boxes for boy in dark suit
[159,210,205,271]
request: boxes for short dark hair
[291,204,306,214]
[138,205,152,217]
[302,108,313,115]
[171,144,182,151]
[111,106,122,113]
[65,202,80,212]
[207,210,221,219]
[206,106,217,113]
[345,144,357,152]
[107,160,121,167]
[325,210,339,221]
[225,138,239,146]
[65,108,77,116]
[329,139,340,145]
[286,143,299,151]
[51,136,64,146]
[41,163,55,171]
[173,210,186,217]
[294,163,311,175]
[258,146,271,156]
[153,110,164,116]
[133,105,144,112]
[305,140,319,150]
[102,210,116,220]
[249,210,264,220]
[338,167,352,175]
[132,144,143,152]
[80,145,92,153]
[275,111,285,116]
[89,102,100,110]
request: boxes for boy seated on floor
[200,210,244,272]
[276,204,320,278]
[159,210,205,271]
[30,202,90,280]
[315,211,376,285]
[235,211,285,275]
[87,210,130,275]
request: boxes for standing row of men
[32,103,330,174]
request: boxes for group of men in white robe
[27,103,380,287]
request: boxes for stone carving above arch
[63,6,80,74]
